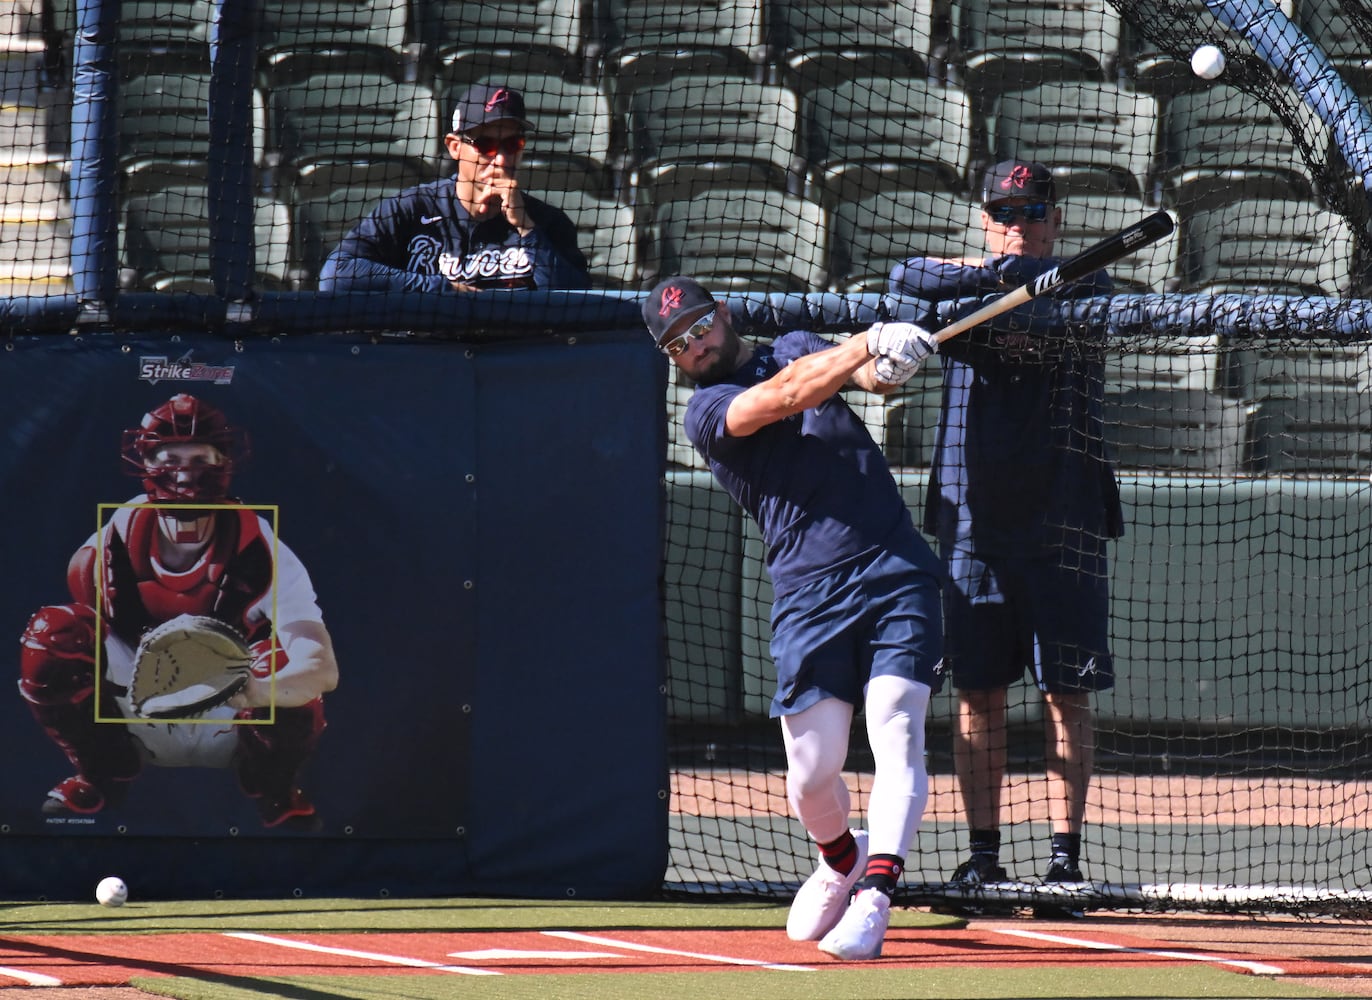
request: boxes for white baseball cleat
[786,829,869,941]
[818,887,891,961]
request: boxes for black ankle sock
[1050,832,1080,862]
[969,828,1002,860]
[855,854,904,896]
[818,831,858,875]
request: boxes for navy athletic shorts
[942,543,1115,695]
[768,548,944,718]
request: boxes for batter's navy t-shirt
[684,331,935,598]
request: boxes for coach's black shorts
[942,544,1114,694]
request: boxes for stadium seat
[1298,0,1372,62]
[117,71,268,179]
[626,76,803,209]
[601,0,769,115]
[1055,195,1180,292]
[554,188,640,289]
[1220,342,1372,401]
[767,0,935,95]
[270,73,442,179]
[804,77,972,207]
[256,0,408,87]
[1181,198,1356,297]
[951,0,1118,107]
[122,184,294,292]
[649,187,829,294]
[1104,386,1255,473]
[458,72,620,201]
[1248,389,1372,474]
[991,83,1160,200]
[112,0,214,77]
[1157,83,1325,212]
[829,188,980,293]
[1102,334,1221,392]
[422,0,592,91]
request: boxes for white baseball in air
[95,876,128,908]
[1191,44,1226,80]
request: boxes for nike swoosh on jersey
[421,215,443,225]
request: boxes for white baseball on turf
[1191,44,1226,79]
[96,876,128,907]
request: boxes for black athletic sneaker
[950,854,1009,885]
[1033,856,1087,919]
[935,854,1012,916]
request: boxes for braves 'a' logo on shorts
[1078,656,1100,677]
[406,234,443,275]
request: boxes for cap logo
[659,286,685,317]
[485,88,512,112]
[1001,165,1034,192]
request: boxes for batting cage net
[4,0,1372,916]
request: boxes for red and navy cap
[643,276,717,346]
[451,83,533,134]
[981,159,1057,205]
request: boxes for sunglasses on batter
[986,201,1052,224]
[660,312,716,357]
[460,133,527,158]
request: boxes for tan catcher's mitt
[130,613,253,718]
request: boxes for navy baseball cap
[981,159,1057,205]
[451,83,533,134]
[643,276,716,346]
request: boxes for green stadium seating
[992,83,1160,201]
[1157,83,1325,212]
[423,0,591,90]
[768,0,935,95]
[122,184,294,292]
[601,0,769,115]
[626,76,804,209]
[829,188,980,293]
[1181,198,1356,297]
[1104,386,1255,473]
[1055,195,1180,292]
[649,186,829,294]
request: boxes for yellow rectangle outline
[92,501,280,726]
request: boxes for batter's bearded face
[667,307,741,386]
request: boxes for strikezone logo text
[138,351,236,386]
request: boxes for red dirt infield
[0,913,1367,995]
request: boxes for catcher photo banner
[0,331,667,899]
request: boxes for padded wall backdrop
[0,329,668,900]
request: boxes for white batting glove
[866,322,939,385]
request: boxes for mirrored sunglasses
[986,201,1051,224]
[460,134,527,158]
[660,312,716,357]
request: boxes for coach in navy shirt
[319,83,591,293]
[888,160,1122,913]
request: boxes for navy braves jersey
[685,331,937,599]
[888,254,1124,556]
[318,176,591,293]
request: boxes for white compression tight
[780,675,932,859]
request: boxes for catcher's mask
[121,393,249,505]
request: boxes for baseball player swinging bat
[932,210,1175,344]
